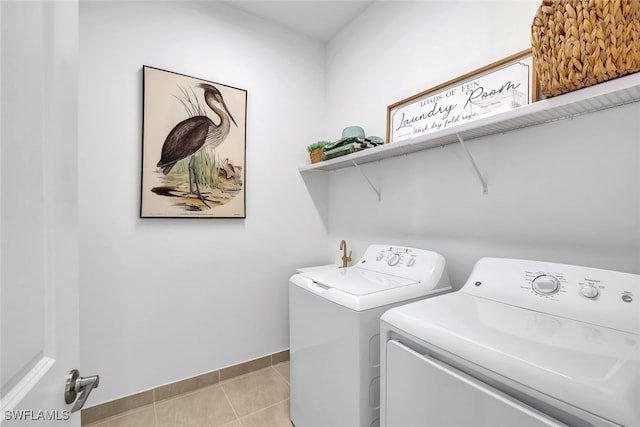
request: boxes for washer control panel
[373,247,414,268]
[462,258,639,334]
[357,245,444,283]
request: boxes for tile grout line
[256,397,290,412]
[152,388,159,427]
[219,381,242,426]
[225,366,291,422]
[235,396,292,427]
[153,401,159,427]
[272,362,290,385]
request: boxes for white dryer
[380,257,640,427]
[290,244,451,427]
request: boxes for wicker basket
[531,0,640,97]
[309,148,323,163]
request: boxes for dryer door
[385,340,566,427]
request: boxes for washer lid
[292,265,450,311]
[300,267,418,295]
[381,292,640,426]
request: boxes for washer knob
[387,254,401,266]
[532,274,560,295]
[580,285,599,299]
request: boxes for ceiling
[223,1,375,42]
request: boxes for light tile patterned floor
[85,362,292,427]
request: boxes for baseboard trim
[81,349,289,425]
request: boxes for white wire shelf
[299,72,640,173]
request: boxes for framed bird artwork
[140,66,247,218]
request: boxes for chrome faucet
[339,240,352,268]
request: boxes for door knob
[65,369,99,413]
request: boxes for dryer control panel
[356,245,446,285]
[462,257,639,334]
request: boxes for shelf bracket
[351,160,381,201]
[456,133,488,195]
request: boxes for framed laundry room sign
[386,49,538,143]
[140,66,247,218]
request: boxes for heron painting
[140,66,247,218]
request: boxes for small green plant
[307,140,331,152]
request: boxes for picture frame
[140,66,247,218]
[386,49,539,144]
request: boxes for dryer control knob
[580,285,599,299]
[532,274,560,295]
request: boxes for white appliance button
[580,285,599,298]
[532,274,560,295]
[407,258,416,267]
[387,254,401,266]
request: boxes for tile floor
[84,362,292,427]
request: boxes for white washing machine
[380,257,640,427]
[289,244,451,427]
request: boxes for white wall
[324,1,640,286]
[79,1,329,405]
